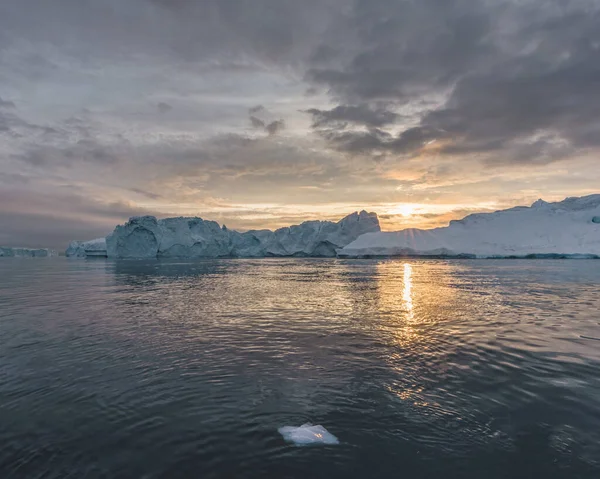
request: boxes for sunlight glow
[402,263,414,321]
[391,204,416,217]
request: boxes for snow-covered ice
[278,424,340,446]
[338,195,600,258]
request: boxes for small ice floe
[278,423,339,446]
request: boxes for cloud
[320,126,442,156]
[0,107,59,138]
[265,119,285,135]
[423,55,600,162]
[0,96,16,108]
[306,1,496,102]
[0,186,173,249]
[6,0,598,166]
[249,116,265,129]
[248,107,285,135]
[157,102,173,114]
[301,0,600,163]
[14,139,123,167]
[1,0,600,247]
[128,187,163,200]
[249,105,265,114]
[305,105,399,128]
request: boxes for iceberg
[338,195,600,258]
[65,238,107,258]
[101,210,380,259]
[278,424,340,446]
[0,247,57,257]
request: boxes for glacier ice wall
[339,195,600,258]
[104,210,380,259]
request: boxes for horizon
[2,0,600,249]
[4,192,599,250]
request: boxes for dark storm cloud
[5,0,598,165]
[306,0,496,102]
[425,54,600,160]
[321,126,442,155]
[305,105,399,128]
[302,0,600,163]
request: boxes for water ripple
[1,258,599,478]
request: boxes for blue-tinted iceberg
[278,423,339,446]
[65,238,107,257]
[0,247,57,257]
[102,210,380,259]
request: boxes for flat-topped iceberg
[65,238,107,258]
[0,247,57,257]
[89,210,380,259]
[338,195,600,258]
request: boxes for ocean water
[1,258,600,478]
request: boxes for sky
[1,0,600,249]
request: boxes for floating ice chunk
[278,423,339,446]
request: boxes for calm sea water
[1,258,600,478]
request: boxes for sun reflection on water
[403,263,414,322]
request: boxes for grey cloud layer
[1,0,600,245]
[4,0,599,162]
[303,0,600,161]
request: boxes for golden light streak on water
[403,263,414,322]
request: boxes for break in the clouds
[1,0,599,248]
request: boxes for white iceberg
[278,423,340,446]
[338,195,600,258]
[0,247,57,257]
[65,238,107,257]
[101,210,380,259]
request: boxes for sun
[392,204,415,217]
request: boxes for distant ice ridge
[338,195,600,259]
[278,424,339,446]
[65,238,107,258]
[69,211,380,258]
[0,247,57,257]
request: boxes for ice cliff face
[65,238,107,257]
[0,247,57,257]
[338,195,600,258]
[103,211,380,259]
